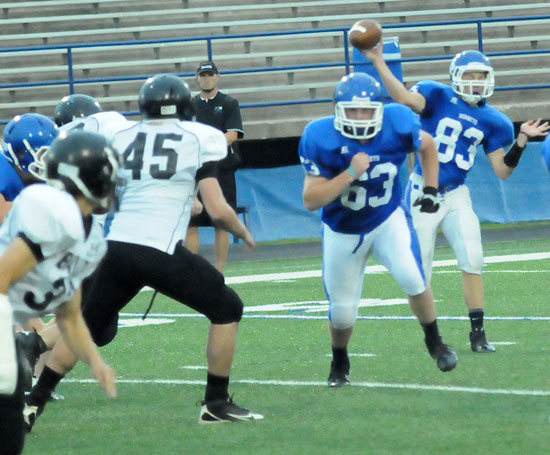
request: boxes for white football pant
[323,207,427,330]
[408,172,483,282]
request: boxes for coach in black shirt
[186,60,244,273]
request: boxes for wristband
[423,186,438,196]
[503,141,526,168]
[347,166,355,176]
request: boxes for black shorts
[82,240,243,346]
[189,163,236,228]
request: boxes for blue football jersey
[299,103,422,234]
[0,154,24,201]
[411,81,514,187]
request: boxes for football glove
[413,186,439,213]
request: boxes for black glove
[413,186,439,213]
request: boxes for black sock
[204,373,229,402]
[331,346,349,369]
[421,319,441,345]
[469,309,484,331]
[28,366,64,407]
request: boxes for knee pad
[207,286,243,324]
[83,305,118,347]
[328,300,358,330]
[456,239,483,274]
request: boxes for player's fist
[413,186,439,213]
[349,152,370,179]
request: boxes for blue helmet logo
[2,113,58,172]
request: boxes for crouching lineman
[24,73,263,429]
[0,131,118,454]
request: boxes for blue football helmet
[2,113,58,172]
[333,72,383,140]
[449,50,495,105]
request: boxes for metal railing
[1,14,550,124]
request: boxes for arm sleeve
[298,122,330,178]
[198,126,228,166]
[485,112,514,153]
[410,80,441,116]
[387,104,423,152]
[9,187,81,258]
[195,161,218,182]
[224,97,244,138]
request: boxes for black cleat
[470,328,496,353]
[327,361,350,387]
[198,397,263,424]
[426,338,458,372]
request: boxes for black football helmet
[53,94,102,126]
[45,130,120,212]
[138,74,194,120]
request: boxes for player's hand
[361,40,384,63]
[519,119,550,141]
[349,152,370,179]
[91,360,117,398]
[241,230,255,251]
[191,197,203,216]
[413,186,440,213]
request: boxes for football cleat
[198,397,263,424]
[23,402,44,433]
[327,360,350,387]
[425,338,458,372]
[470,328,496,353]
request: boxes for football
[348,19,382,50]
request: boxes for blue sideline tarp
[197,142,550,244]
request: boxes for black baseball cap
[196,61,219,75]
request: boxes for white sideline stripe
[325,353,376,357]
[62,377,550,397]
[120,313,550,321]
[137,252,550,291]
[224,252,550,285]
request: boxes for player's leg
[213,167,237,273]
[440,187,494,353]
[146,242,262,423]
[213,227,230,273]
[405,173,444,282]
[322,224,370,387]
[185,226,200,253]
[371,207,457,372]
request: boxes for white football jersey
[0,185,107,325]
[59,111,136,227]
[107,119,227,254]
[59,111,135,139]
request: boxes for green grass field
[23,233,550,455]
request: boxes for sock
[204,373,229,402]
[28,366,64,407]
[31,331,48,357]
[331,346,349,370]
[421,319,441,345]
[469,309,484,332]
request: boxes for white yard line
[224,252,550,285]
[120,313,550,321]
[62,377,550,397]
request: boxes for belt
[438,183,461,195]
[411,182,461,194]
